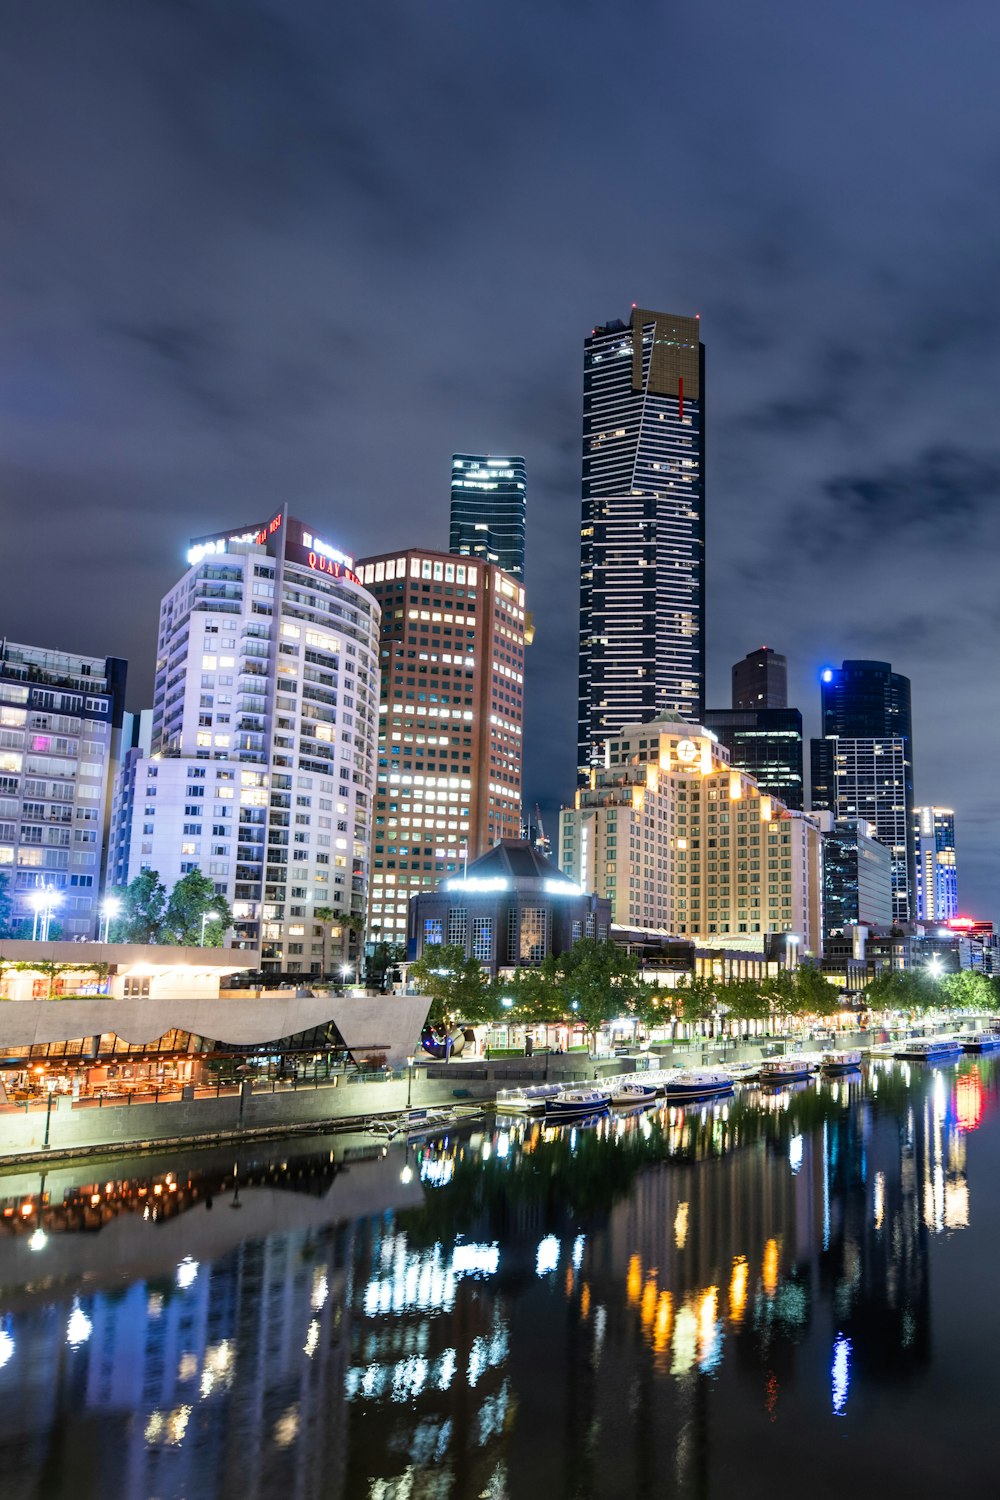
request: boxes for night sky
[3,2,998,915]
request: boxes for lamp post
[200,909,221,947]
[30,886,61,942]
[341,962,353,991]
[43,1078,57,1150]
[406,1055,415,1109]
[99,897,121,944]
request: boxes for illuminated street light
[926,955,944,979]
[99,896,121,943]
[29,886,61,942]
[200,909,221,946]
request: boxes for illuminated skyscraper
[810,660,915,923]
[450,453,526,581]
[356,548,527,945]
[578,307,705,780]
[913,806,957,921]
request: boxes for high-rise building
[702,708,804,809]
[811,660,915,923]
[355,547,527,947]
[0,641,126,937]
[110,510,380,972]
[449,454,526,581]
[732,646,787,709]
[578,307,705,779]
[814,813,893,938]
[913,806,957,921]
[560,714,823,955]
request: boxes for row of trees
[409,939,1000,1046]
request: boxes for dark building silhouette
[732,646,787,709]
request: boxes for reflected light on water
[674,1201,689,1248]
[788,1134,803,1174]
[535,1236,559,1277]
[873,1171,885,1230]
[762,1238,780,1298]
[626,1253,642,1304]
[66,1301,92,1347]
[832,1333,852,1415]
[729,1256,749,1324]
[0,1328,12,1370]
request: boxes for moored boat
[661,1069,734,1103]
[962,1032,1000,1053]
[893,1037,963,1061]
[609,1079,659,1107]
[543,1088,611,1121]
[758,1058,815,1086]
[495,1084,563,1114]
[820,1049,863,1074]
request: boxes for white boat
[495,1084,563,1114]
[893,1037,963,1061]
[661,1069,734,1102]
[820,1049,863,1074]
[609,1079,659,1107]
[962,1032,1000,1053]
[543,1088,611,1121]
[758,1058,815,1086]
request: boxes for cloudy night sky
[2,1,998,914]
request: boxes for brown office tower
[356,548,527,946]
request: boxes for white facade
[559,716,824,958]
[110,511,381,973]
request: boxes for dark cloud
[1,0,999,913]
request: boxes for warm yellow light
[653,1291,673,1353]
[763,1237,779,1297]
[580,1283,591,1319]
[760,797,772,822]
[626,1253,642,1305]
[674,1201,689,1249]
[729,772,741,801]
[641,1278,658,1328]
[729,1255,748,1323]
[698,1287,718,1358]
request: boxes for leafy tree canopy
[163,869,233,947]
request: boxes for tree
[163,871,232,946]
[941,970,998,1012]
[790,963,841,1020]
[408,943,491,1026]
[0,872,13,938]
[109,870,168,943]
[547,938,645,1054]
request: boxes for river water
[0,1054,997,1500]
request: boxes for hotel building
[559,714,823,957]
[356,548,526,947]
[109,510,380,973]
[0,642,126,937]
[578,307,705,779]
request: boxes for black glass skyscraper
[578,307,705,779]
[450,454,526,581]
[703,708,804,809]
[810,659,915,923]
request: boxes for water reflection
[0,1057,997,1499]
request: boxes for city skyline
[1,1,997,916]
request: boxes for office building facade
[449,454,526,581]
[913,806,957,922]
[0,641,126,937]
[816,813,893,938]
[356,547,526,947]
[732,646,787,709]
[110,510,380,972]
[811,660,915,923]
[702,707,804,809]
[578,307,705,779]
[559,715,823,956]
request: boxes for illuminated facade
[0,642,126,938]
[449,453,526,581]
[356,548,526,946]
[559,715,823,955]
[110,511,380,971]
[702,707,804,809]
[578,308,705,780]
[811,659,915,923]
[815,813,893,938]
[912,806,957,922]
[408,839,610,976]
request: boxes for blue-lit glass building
[578,308,705,780]
[913,806,958,921]
[450,454,526,582]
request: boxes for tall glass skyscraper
[450,454,526,581]
[810,659,915,923]
[578,307,705,780]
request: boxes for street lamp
[786,934,800,970]
[29,887,61,942]
[406,1054,415,1109]
[43,1078,57,1150]
[341,962,353,989]
[200,909,221,947]
[99,897,121,944]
